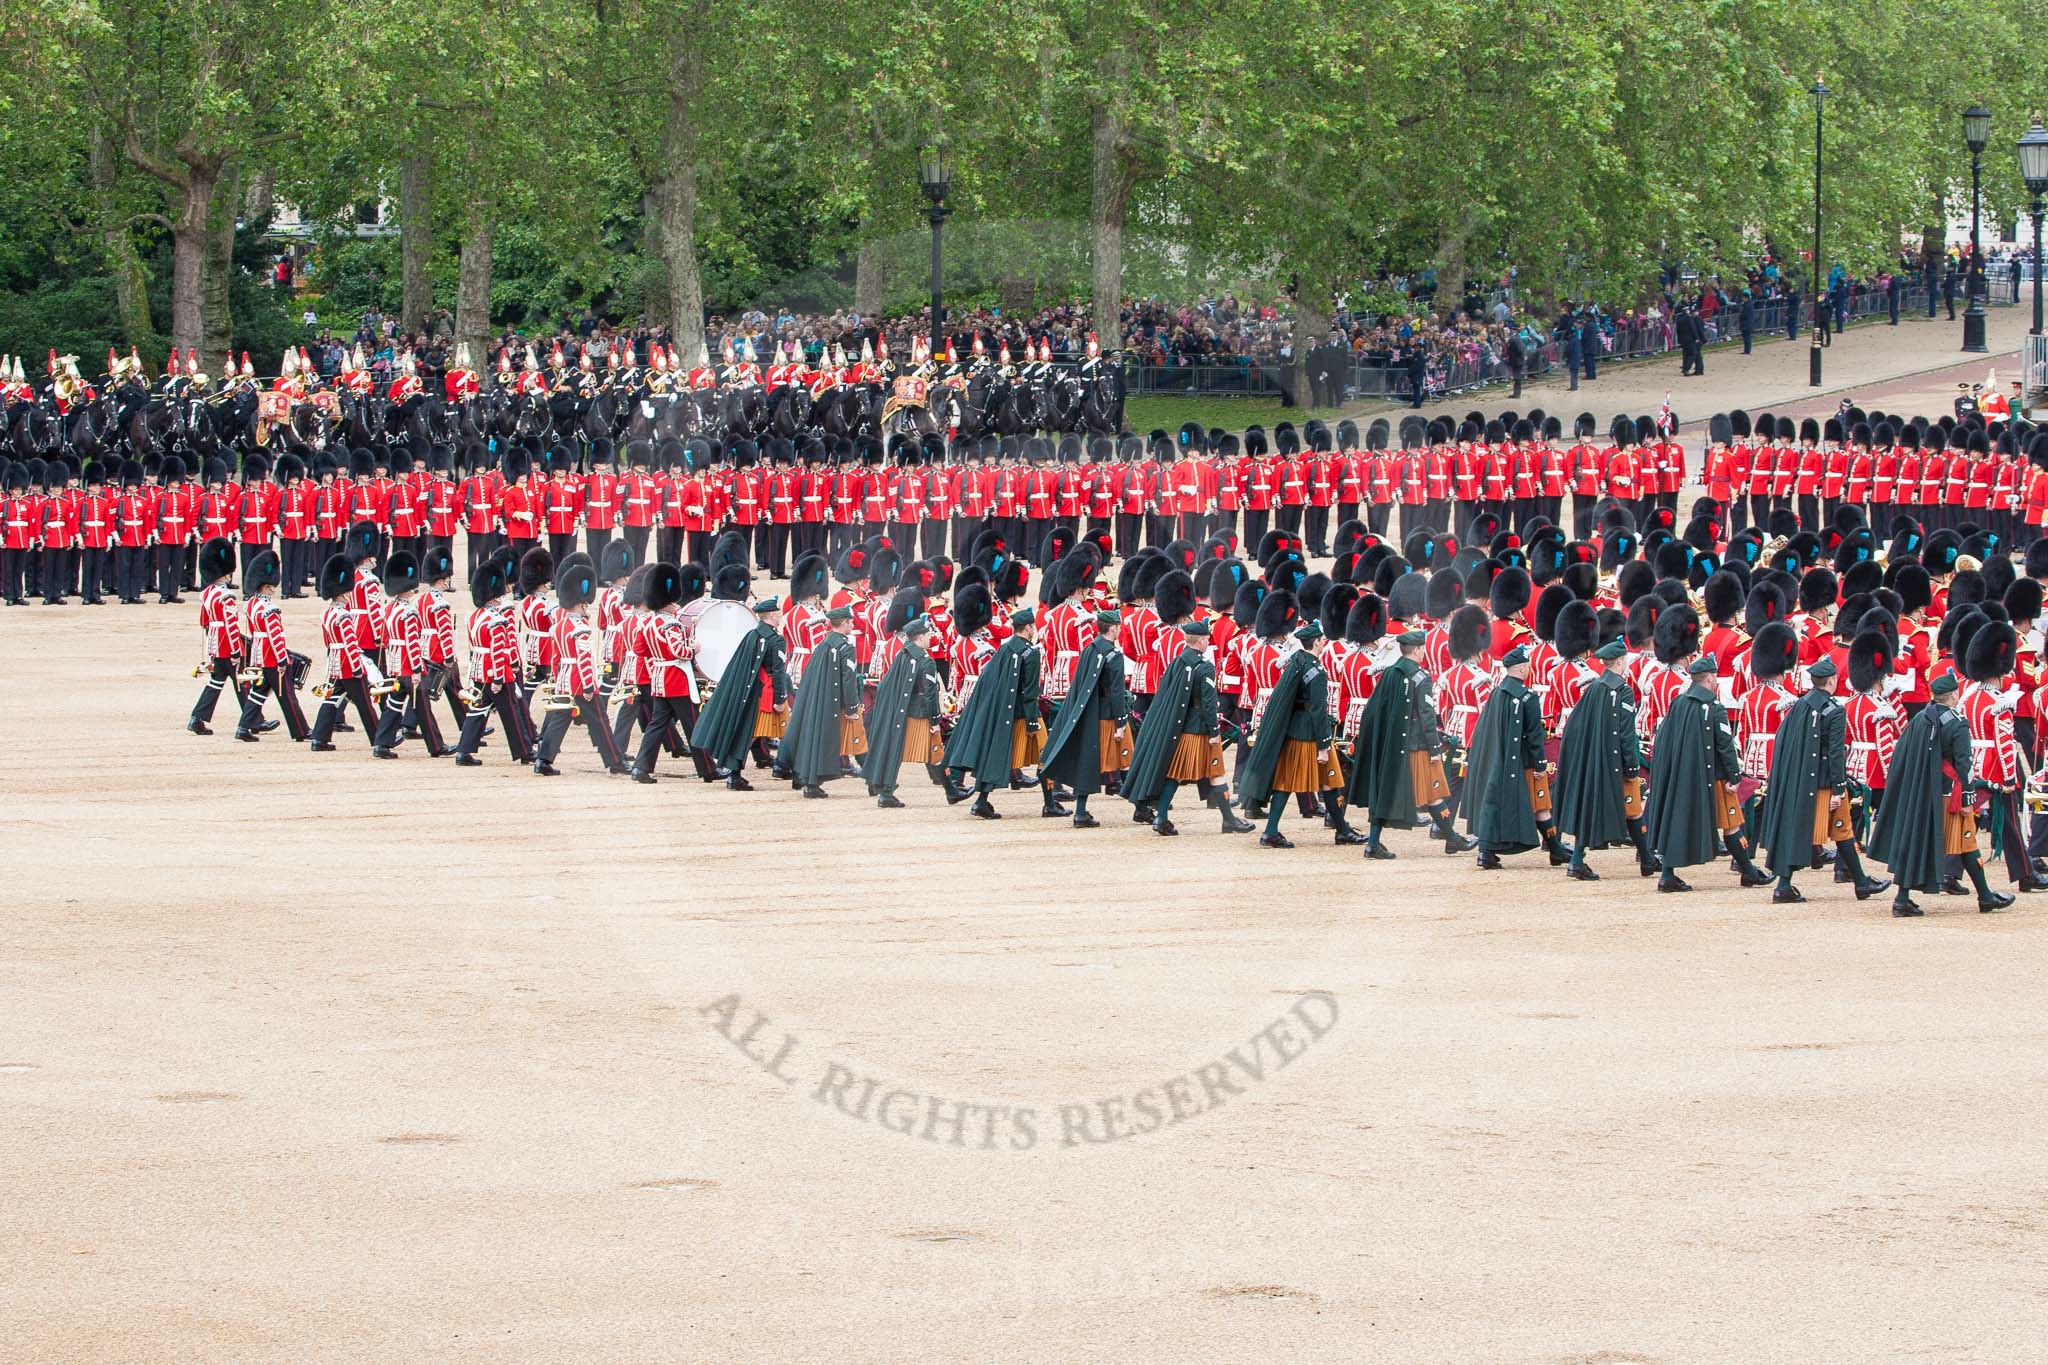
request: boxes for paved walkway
[1347,290,2040,449]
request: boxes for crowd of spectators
[284,242,2024,399]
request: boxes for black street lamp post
[1964,104,1992,353]
[1811,76,1826,387]
[920,143,951,367]
[2018,113,2048,339]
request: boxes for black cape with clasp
[861,642,942,795]
[1757,687,1845,874]
[692,621,789,771]
[1555,667,1640,847]
[1122,646,1216,804]
[776,630,861,785]
[1040,637,1132,797]
[1644,684,1742,870]
[944,634,1040,782]
[1867,702,1971,890]
[1462,674,1545,853]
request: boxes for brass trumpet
[534,681,579,718]
[310,681,333,699]
[458,682,485,709]
[370,678,403,699]
[236,666,264,687]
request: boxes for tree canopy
[0,0,2030,376]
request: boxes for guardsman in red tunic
[308,555,383,750]
[532,557,626,776]
[370,552,432,757]
[234,549,309,741]
[1566,414,1606,538]
[37,461,79,604]
[0,462,38,605]
[451,558,535,765]
[625,562,704,783]
[75,461,116,604]
[1843,627,1903,841]
[541,452,584,563]
[1958,621,2042,890]
[1737,621,1800,838]
[185,535,250,734]
[499,448,538,558]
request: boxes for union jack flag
[1656,392,1674,436]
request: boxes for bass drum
[680,598,758,682]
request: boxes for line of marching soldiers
[182,472,2048,916]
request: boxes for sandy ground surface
[10,311,2048,1362]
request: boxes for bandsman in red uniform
[533,556,627,776]
[308,555,381,751]
[370,552,432,757]
[452,557,535,765]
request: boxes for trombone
[534,680,579,718]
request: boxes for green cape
[1644,686,1741,870]
[776,630,862,785]
[1346,655,1429,825]
[1867,702,1970,891]
[1122,647,1216,804]
[1462,675,1545,853]
[1238,648,1332,809]
[1554,668,1641,847]
[1756,688,1845,874]
[860,643,942,795]
[690,621,788,771]
[1040,638,1132,797]
[943,635,1041,781]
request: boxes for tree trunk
[456,213,494,364]
[640,182,669,328]
[1089,99,1139,352]
[201,166,238,368]
[853,232,886,318]
[400,151,434,333]
[1433,220,1472,323]
[658,34,707,365]
[247,168,276,221]
[162,168,215,364]
[88,125,153,351]
[1286,279,1330,410]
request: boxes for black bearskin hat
[383,551,419,595]
[884,587,928,636]
[465,559,502,610]
[1533,583,1573,641]
[198,536,237,585]
[1893,563,1933,614]
[241,549,281,596]
[641,562,683,613]
[1616,559,1655,609]
[1345,593,1387,646]
[2005,577,2045,626]
[1448,604,1489,662]
[1554,600,1597,659]
[1489,566,1532,620]
[1208,557,1249,611]
[1255,588,1300,639]
[517,547,555,595]
[789,553,830,602]
[555,559,597,611]
[1745,582,1786,636]
[1847,630,1893,694]
[1321,582,1360,644]
[1653,603,1700,664]
[1625,594,1661,648]
[1965,620,2018,683]
[1154,569,1197,625]
[1232,579,1268,629]
[954,581,994,636]
[1750,621,1797,680]
[1386,571,1427,622]
[1798,567,1838,615]
[711,562,750,601]
[1424,568,1465,620]
[600,537,636,583]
